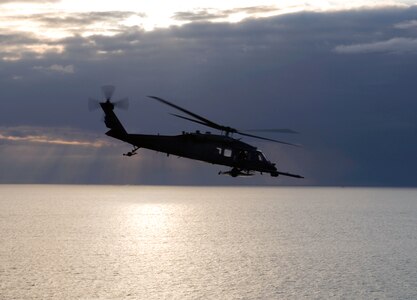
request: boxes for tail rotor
[88,85,129,112]
[101,85,115,101]
[113,97,129,110]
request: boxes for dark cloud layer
[1,7,417,185]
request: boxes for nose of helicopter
[268,162,279,177]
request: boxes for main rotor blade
[102,85,115,100]
[147,96,234,132]
[238,131,300,147]
[148,95,300,147]
[244,128,299,134]
[170,113,213,128]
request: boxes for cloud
[173,6,281,22]
[0,11,146,60]
[334,37,417,54]
[33,64,75,74]
[173,10,227,22]
[0,31,64,60]
[18,11,145,29]
[226,6,283,14]
[0,126,109,148]
[394,19,417,29]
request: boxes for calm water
[1,185,416,299]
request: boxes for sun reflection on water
[129,203,170,236]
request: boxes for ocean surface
[1,185,416,299]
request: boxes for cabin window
[224,148,232,157]
[216,147,232,157]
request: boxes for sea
[1,185,416,299]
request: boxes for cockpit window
[256,151,266,162]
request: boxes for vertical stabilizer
[100,101,128,137]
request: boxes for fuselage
[106,129,278,174]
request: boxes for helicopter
[89,85,303,178]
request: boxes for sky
[1,0,417,186]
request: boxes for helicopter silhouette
[89,85,303,178]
